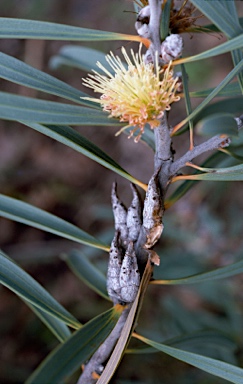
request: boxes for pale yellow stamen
[82,45,180,141]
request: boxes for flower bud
[161,34,183,63]
[135,5,151,39]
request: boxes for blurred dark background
[0,1,243,383]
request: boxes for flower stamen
[82,45,180,141]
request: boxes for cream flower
[82,46,180,142]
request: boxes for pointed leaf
[0,91,119,126]
[0,194,109,251]
[160,0,172,40]
[173,60,243,134]
[175,34,243,65]
[0,250,80,329]
[26,302,71,343]
[193,97,243,127]
[135,335,243,384]
[0,52,95,108]
[175,163,243,182]
[0,18,141,42]
[165,152,225,208]
[26,306,122,384]
[197,113,238,137]
[190,0,242,38]
[21,122,147,190]
[190,82,242,98]
[129,330,235,358]
[50,45,108,73]
[64,249,109,301]
[152,258,243,286]
[134,334,243,384]
[202,18,243,34]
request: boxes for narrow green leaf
[64,250,109,301]
[196,113,238,137]
[0,52,96,108]
[26,302,71,343]
[152,258,243,285]
[231,50,243,93]
[21,122,147,190]
[26,306,122,384]
[165,152,225,208]
[176,34,243,64]
[222,0,240,25]
[177,163,243,182]
[0,91,120,126]
[0,250,80,329]
[160,0,172,40]
[201,18,243,34]
[0,18,139,42]
[173,60,243,134]
[50,45,108,73]
[193,97,243,126]
[135,334,243,384]
[190,82,242,98]
[191,0,243,92]
[181,63,194,141]
[220,148,243,162]
[0,194,109,251]
[133,1,143,14]
[190,0,242,37]
[129,330,235,358]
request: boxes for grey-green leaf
[0,194,109,251]
[0,91,120,126]
[190,0,242,38]
[194,97,243,126]
[26,302,72,343]
[178,34,243,64]
[190,82,242,98]
[0,250,80,329]
[0,18,134,42]
[196,113,239,137]
[26,307,121,384]
[181,164,243,182]
[21,122,146,189]
[64,249,109,301]
[153,258,243,285]
[50,45,108,73]
[136,334,243,384]
[0,52,96,108]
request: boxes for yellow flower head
[82,46,180,142]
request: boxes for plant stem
[77,306,131,384]
[170,135,230,175]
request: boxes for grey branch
[170,135,231,176]
[77,306,130,384]
[148,0,162,60]
[154,114,173,194]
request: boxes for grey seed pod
[135,5,151,39]
[142,169,164,248]
[107,231,123,303]
[137,5,150,24]
[111,182,128,247]
[127,184,142,242]
[160,34,183,63]
[120,242,140,303]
